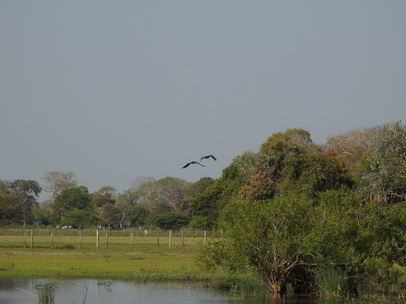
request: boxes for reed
[35,281,58,304]
[216,273,269,298]
[314,266,348,297]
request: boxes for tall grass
[35,281,58,304]
[215,273,269,298]
[314,266,348,297]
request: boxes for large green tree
[191,128,352,230]
[60,208,95,228]
[189,182,223,229]
[189,158,250,229]
[155,211,191,230]
[260,128,313,155]
[201,187,406,295]
[92,186,122,228]
[185,177,214,199]
[126,205,151,227]
[92,186,116,207]
[257,128,353,198]
[94,203,121,229]
[311,188,406,293]
[53,186,92,225]
[1,179,42,226]
[201,196,316,294]
[0,193,20,226]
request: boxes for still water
[0,278,344,304]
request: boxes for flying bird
[200,155,217,162]
[182,161,206,169]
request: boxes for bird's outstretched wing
[200,155,217,162]
[182,161,206,169]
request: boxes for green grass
[0,230,220,281]
[314,266,348,297]
[0,229,268,298]
[0,247,202,279]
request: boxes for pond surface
[0,278,344,304]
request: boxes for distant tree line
[0,173,201,231]
[1,121,405,297]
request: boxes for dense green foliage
[0,179,41,226]
[1,122,405,299]
[206,195,316,294]
[198,123,406,298]
[0,193,19,225]
[154,212,191,230]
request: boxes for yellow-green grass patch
[0,231,220,281]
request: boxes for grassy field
[0,229,221,281]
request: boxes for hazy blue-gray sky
[1,1,405,199]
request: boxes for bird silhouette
[200,155,217,162]
[182,161,206,169]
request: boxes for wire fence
[0,227,221,237]
[0,228,222,250]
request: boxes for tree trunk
[267,272,285,294]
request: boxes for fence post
[96,229,99,250]
[157,230,160,247]
[182,230,185,247]
[169,230,172,248]
[204,230,207,245]
[30,229,34,249]
[79,231,82,249]
[51,232,54,249]
[131,232,134,249]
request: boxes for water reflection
[0,278,343,304]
